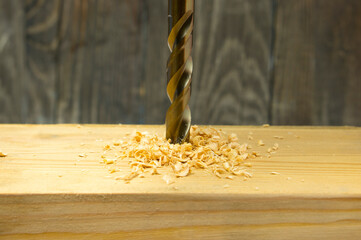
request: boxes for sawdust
[101,126,258,183]
[0,150,7,157]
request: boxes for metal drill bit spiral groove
[166,0,194,144]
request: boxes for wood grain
[0,125,361,238]
[272,0,361,126]
[191,0,273,125]
[143,0,169,124]
[0,0,25,123]
[24,0,61,123]
[0,0,360,126]
[55,0,145,124]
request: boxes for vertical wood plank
[272,0,361,126]
[0,0,25,123]
[56,0,145,124]
[3,0,359,126]
[191,0,273,125]
[143,0,274,125]
[143,0,169,124]
[24,0,61,123]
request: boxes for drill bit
[166,0,194,144]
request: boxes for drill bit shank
[166,0,194,144]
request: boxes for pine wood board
[0,124,361,239]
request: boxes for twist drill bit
[166,0,194,144]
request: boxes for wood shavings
[273,143,279,151]
[248,135,253,140]
[174,163,190,177]
[162,175,175,185]
[252,152,261,157]
[104,159,115,164]
[109,168,118,173]
[268,143,279,154]
[113,141,123,146]
[0,150,7,157]
[271,172,280,175]
[257,140,265,146]
[101,126,259,183]
[228,133,238,142]
[151,168,159,175]
[78,153,87,157]
[273,136,284,139]
[262,124,270,128]
[116,172,139,183]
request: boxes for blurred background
[0,0,360,125]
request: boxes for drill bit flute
[166,0,194,144]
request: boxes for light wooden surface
[0,124,361,239]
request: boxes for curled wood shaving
[0,150,7,157]
[102,126,256,183]
[162,175,175,185]
[272,143,279,151]
[104,159,115,164]
[257,140,265,146]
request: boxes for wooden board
[272,0,361,126]
[0,0,24,123]
[191,0,273,125]
[0,124,361,239]
[2,0,361,126]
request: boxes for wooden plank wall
[0,0,360,126]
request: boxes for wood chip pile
[101,126,257,183]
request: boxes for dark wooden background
[1,0,360,125]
